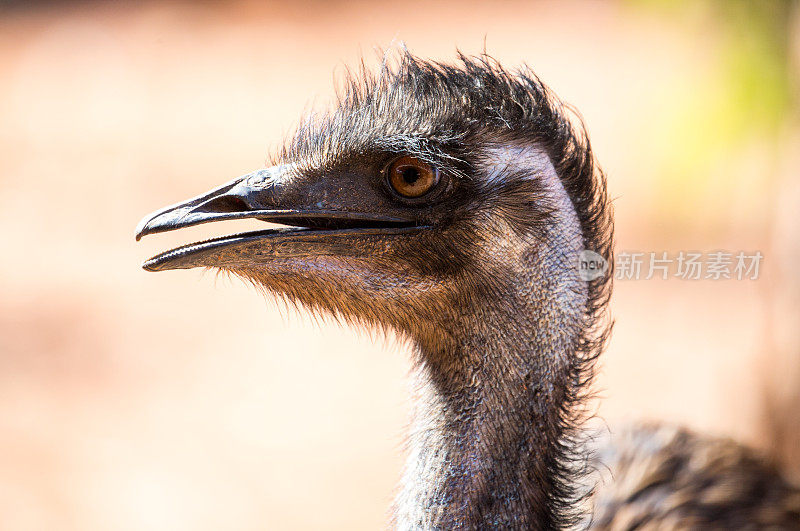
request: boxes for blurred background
[0,0,798,529]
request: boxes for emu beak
[136,166,419,272]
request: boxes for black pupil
[400,167,420,185]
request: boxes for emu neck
[397,288,585,529]
[395,150,588,530]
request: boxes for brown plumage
[136,51,799,529]
[589,424,800,529]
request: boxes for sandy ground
[0,1,797,529]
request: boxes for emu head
[136,53,610,354]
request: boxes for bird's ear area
[471,145,560,236]
[486,177,556,237]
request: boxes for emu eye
[388,156,439,198]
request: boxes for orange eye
[388,156,439,198]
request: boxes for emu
[136,53,799,529]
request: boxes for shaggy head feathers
[277,50,612,308]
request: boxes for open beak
[135,166,419,272]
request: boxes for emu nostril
[197,194,251,214]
